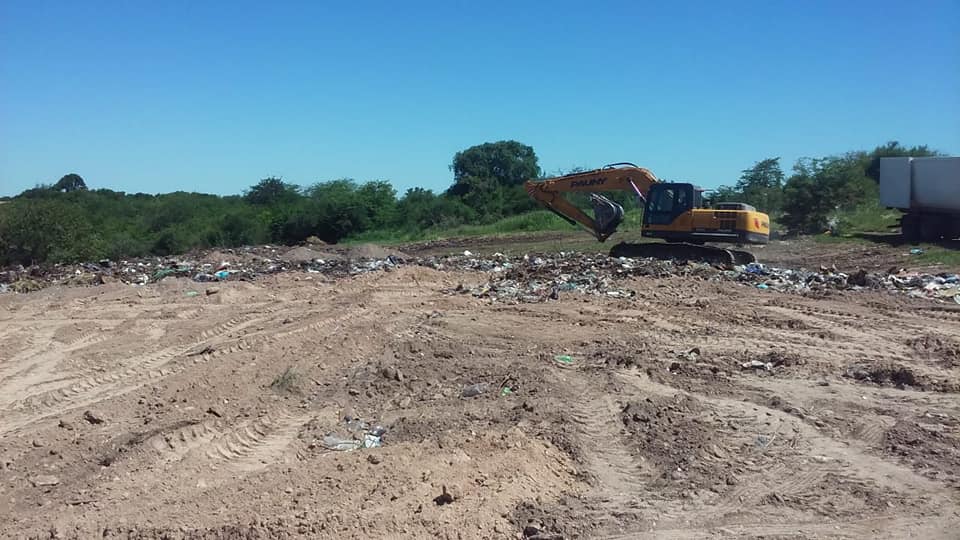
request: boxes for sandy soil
[1,247,959,538]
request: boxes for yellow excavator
[524,163,770,264]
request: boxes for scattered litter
[500,386,513,397]
[741,360,773,371]
[910,248,924,255]
[554,355,574,364]
[462,383,490,398]
[321,418,386,451]
[30,475,60,487]
[321,435,363,451]
[1,246,957,305]
[83,410,105,425]
[184,291,199,297]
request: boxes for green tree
[0,199,102,265]
[450,140,540,189]
[734,158,784,214]
[244,177,301,206]
[53,173,88,192]
[781,155,875,233]
[864,141,941,181]
[393,188,473,230]
[447,141,540,218]
[356,180,398,229]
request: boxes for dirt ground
[1,238,959,539]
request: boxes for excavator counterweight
[524,163,770,264]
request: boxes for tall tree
[447,140,540,218]
[780,154,874,233]
[244,177,300,206]
[53,173,87,192]
[449,141,540,193]
[733,158,784,214]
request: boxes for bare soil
[1,239,959,539]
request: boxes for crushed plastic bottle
[322,435,362,451]
[461,383,490,398]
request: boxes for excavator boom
[524,163,658,241]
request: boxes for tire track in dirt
[140,411,311,483]
[601,515,960,540]
[851,414,897,447]
[148,420,223,463]
[0,313,273,434]
[556,372,670,534]
[201,412,310,473]
[609,370,958,534]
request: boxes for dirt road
[1,253,959,538]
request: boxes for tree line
[710,141,939,233]
[0,140,942,266]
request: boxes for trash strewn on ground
[1,245,958,304]
[321,417,386,451]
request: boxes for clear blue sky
[1,1,958,197]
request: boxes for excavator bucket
[590,194,624,237]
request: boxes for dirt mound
[620,394,735,490]
[843,361,958,391]
[885,417,960,489]
[280,246,340,263]
[907,334,960,367]
[199,250,247,264]
[342,243,407,260]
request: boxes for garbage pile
[438,252,644,302]
[729,262,960,303]
[1,246,958,305]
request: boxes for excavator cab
[643,183,698,226]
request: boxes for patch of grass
[270,366,301,393]
[913,247,960,268]
[346,209,645,246]
[834,203,901,235]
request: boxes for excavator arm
[523,163,660,241]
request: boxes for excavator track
[608,241,757,266]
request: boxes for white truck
[879,156,960,241]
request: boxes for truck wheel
[901,216,921,242]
